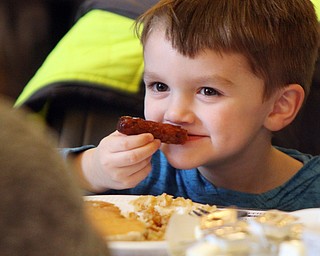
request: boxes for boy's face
[143,29,278,170]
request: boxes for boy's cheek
[144,103,162,121]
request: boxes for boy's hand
[77,131,161,192]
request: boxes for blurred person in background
[0,2,109,252]
[0,97,110,255]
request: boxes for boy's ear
[264,84,305,131]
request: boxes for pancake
[85,200,146,241]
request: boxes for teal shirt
[62,147,320,211]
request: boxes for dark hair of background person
[0,96,110,256]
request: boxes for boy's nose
[164,96,194,124]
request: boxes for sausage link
[117,116,188,144]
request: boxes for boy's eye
[199,87,221,96]
[149,82,169,92]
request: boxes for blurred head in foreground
[0,97,109,256]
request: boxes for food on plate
[84,200,146,241]
[195,208,239,238]
[249,210,301,240]
[85,193,216,241]
[117,116,188,144]
[129,193,216,240]
[85,195,319,255]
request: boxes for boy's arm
[59,146,99,193]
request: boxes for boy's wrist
[76,148,109,193]
[60,146,99,193]
[59,145,96,160]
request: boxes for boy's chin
[161,146,199,170]
[169,159,199,170]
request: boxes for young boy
[68,0,320,211]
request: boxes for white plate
[84,195,169,256]
[291,208,320,229]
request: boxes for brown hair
[0,97,110,256]
[135,0,319,99]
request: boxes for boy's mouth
[186,134,208,141]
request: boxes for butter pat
[278,240,306,256]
